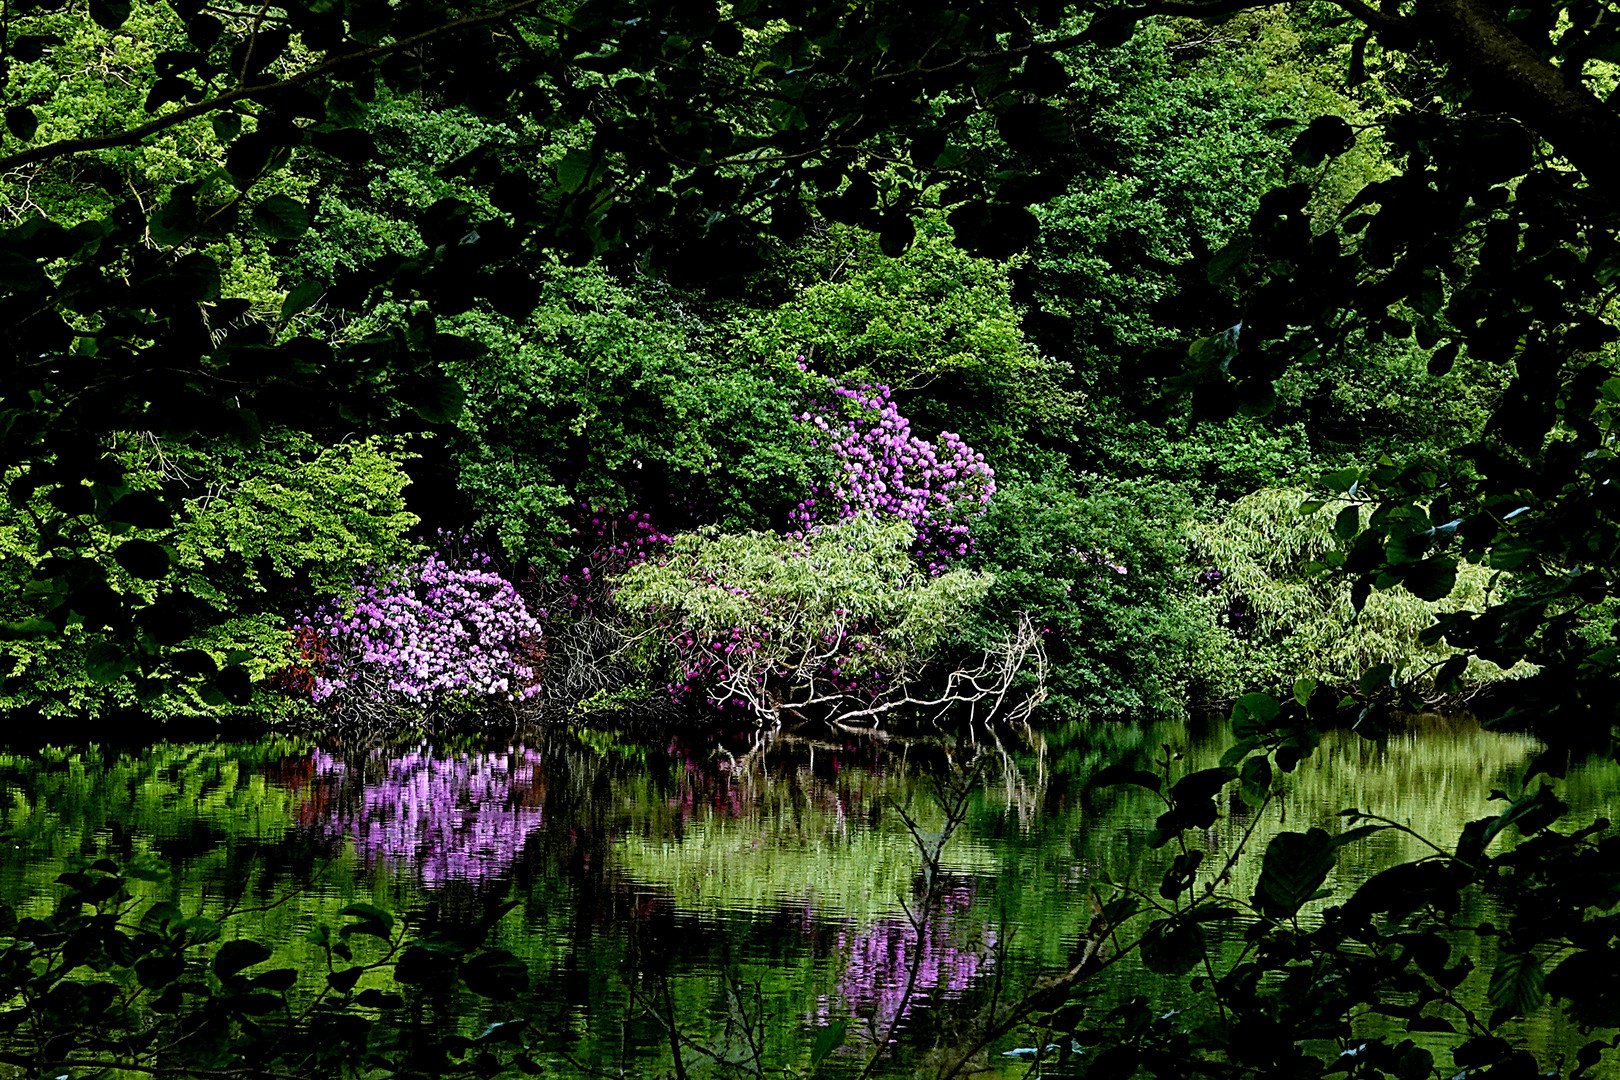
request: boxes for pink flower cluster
[791,372,996,571]
[297,540,544,707]
[528,504,672,620]
[661,614,891,712]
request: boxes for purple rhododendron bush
[290,541,545,722]
[793,373,996,572]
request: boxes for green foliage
[0,857,538,1079]
[615,516,995,718]
[0,432,417,719]
[1188,487,1530,697]
[963,471,1228,720]
[1060,706,1620,1080]
[447,264,822,560]
[732,214,1080,467]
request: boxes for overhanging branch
[0,0,551,172]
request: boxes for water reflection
[818,880,997,1037]
[298,746,546,887]
[0,714,1610,1078]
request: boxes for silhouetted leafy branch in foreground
[0,858,533,1080]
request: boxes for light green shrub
[1189,487,1532,696]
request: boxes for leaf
[1483,783,1568,842]
[462,950,527,999]
[88,0,132,29]
[996,101,1068,154]
[1159,850,1204,900]
[251,195,310,239]
[1333,504,1360,540]
[1254,828,1336,919]
[327,966,363,992]
[1332,823,1390,848]
[1231,692,1279,736]
[1433,654,1468,695]
[214,665,253,705]
[404,374,466,423]
[338,903,395,938]
[1427,341,1459,376]
[1090,763,1162,793]
[1291,115,1356,166]
[135,955,185,988]
[1358,662,1395,695]
[394,943,456,984]
[280,279,326,318]
[107,492,172,529]
[1140,917,1205,975]
[1488,951,1546,1015]
[1407,1016,1457,1033]
[1152,767,1237,846]
[86,640,133,684]
[356,989,405,1010]
[810,1018,848,1066]
[187,13,224,49]
[252,968,298,992]
[11,35,65,62]
[145,76,192,114]
[226,992,283,1015]
[1239,755,1271,807]
[878,212,915,258]
[165,253,222,301]
[211,112,242,143]
[1206,232,1252,285]
[1403,556,1457,601]
[556,147,594,193]
[5,107,38,143]
[114,539,169,579]
[213,939,274,978]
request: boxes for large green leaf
[1140,917,1205,975]
[1254,828,1336,919]
[213,939,273,978]
[1488,951,1546,1016]
[462,950,528,1000]
[810,1019,847,1067]
[251,195,310,239]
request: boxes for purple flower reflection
[815,883,995,1038]
[306,748,545,887]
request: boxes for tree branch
[1414,0,1620,198]
[0,0,552,172]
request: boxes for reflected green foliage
[2,715,1607,1078]
[0,858,538,1080]
[1037,701,1620,1080]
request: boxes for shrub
[613,515,1028,727]
[293,542,544,718]
[1187,487,1532,697]
[793,373,996,570]
[963,472,1230,721]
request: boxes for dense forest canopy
[7,0,1609,721]
[4,0,1620,1073]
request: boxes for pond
[1,714,1614,1077]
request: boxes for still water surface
[1,715,1613,1076]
